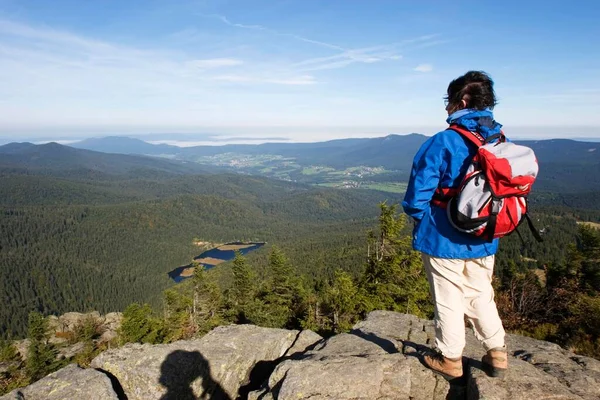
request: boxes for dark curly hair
[445,71,497,111]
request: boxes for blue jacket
[402,109,502,259]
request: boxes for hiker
[402,71,509,379]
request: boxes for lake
[168,241,265,283]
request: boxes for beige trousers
[422,254,506,359]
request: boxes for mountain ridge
[65,133,600,166]
[70,136,181,155]
[0,141,212,177]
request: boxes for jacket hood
[446,108,503,138]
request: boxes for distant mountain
[67,133,600,166]
[70,136,180,155]
[0,141,210,178]
[518,138,600,164]
[65,133,600,193]
[67,133,428,167]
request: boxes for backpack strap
[448,124,506,147]
[431,187,460,208]
[524,213,544,243]
[482,197,502,242]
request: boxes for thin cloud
[187,58,243,68]
[0,19,111,50]
[203,14,442,73]
[293,46,402,71]
[213,74,254,83]
[267,75,317,85]
[207,14,345,51]
[293,35,441,72]
[214,74,317,85]
[414,64,433,72]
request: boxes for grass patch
[316,183,339,188]
[360,182,408,193]
[301,166,336,175]
[301,167,321,175]
[577,221,600,229]
[314,181,408,194]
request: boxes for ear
[460,99,467,110]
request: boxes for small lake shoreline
[168,241,266,283]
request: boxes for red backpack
[433,125,543,242]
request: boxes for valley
[70,134,600,195]
[188,152,402,192]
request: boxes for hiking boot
[482,347,508,378]
[423,349,463,379]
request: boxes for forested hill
[0,142,405,337]
[70,136,180,156]
[0,141,211,177]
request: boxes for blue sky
[1,0,599,143]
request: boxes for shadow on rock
[159,350,231,400]
[349,329,399,354]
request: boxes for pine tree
[230,251,256,322]
[269,246,296,302]
[25,312,55,381]
[266,246,297,327]
[163,288,193,341]
[0,339,19,362]
[299,284,326,332]
[192,264,223,335]
[247,246,305,329]
[324,269,370,333]
[578,225,600,292]
[119,303,165,344]
[361,202,433,318]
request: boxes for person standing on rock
[402,71,508,379]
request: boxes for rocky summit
[2,311,599,400]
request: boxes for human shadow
[159,350,232,400]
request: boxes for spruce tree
[247,246,303,328]
[0,339,19,362]
[119,303,165,344]
[299,284,325,332]
[191,264,223,335]
[163,288,193,341]
[25,312,55,381]
[325,269,369,333]
[231,251,256,322]
[361,202,433,318]
[578,225,600,292]
[269,246,295,302]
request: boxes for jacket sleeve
[402,133,448,221]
